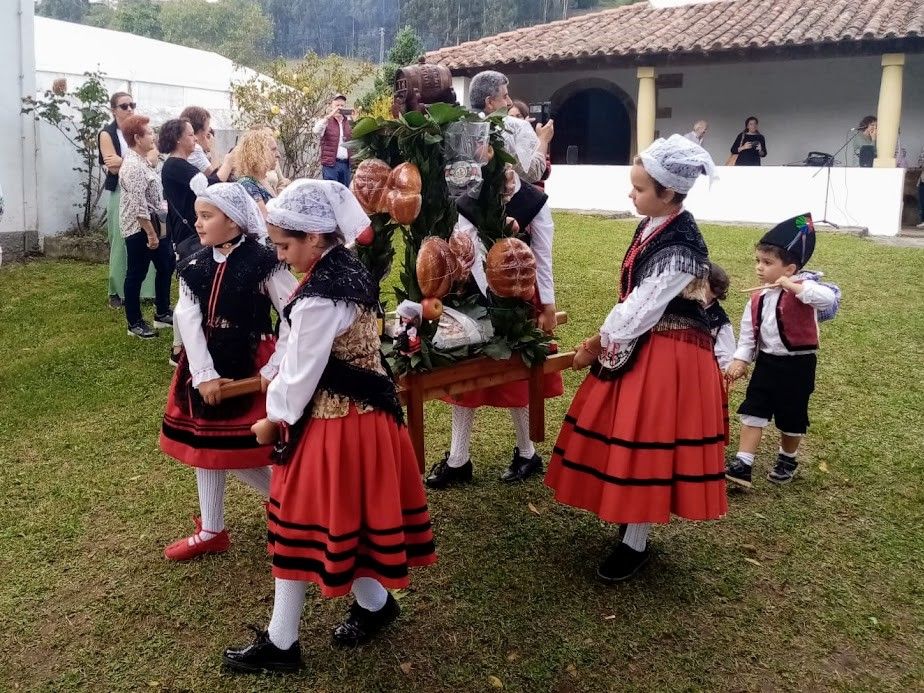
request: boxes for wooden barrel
[394,63,454,104]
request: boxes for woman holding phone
[730,116,767,166]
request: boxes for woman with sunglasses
[99,92,156,309]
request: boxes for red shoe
[164,517,230,561]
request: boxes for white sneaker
[916,222,924,229]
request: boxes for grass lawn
[1,213,922,692]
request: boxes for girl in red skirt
[545,135,726,582]
[223,180,436,675]
[160,183,297,561]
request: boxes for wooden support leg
[528,363,545,443]
[405,375,426,473]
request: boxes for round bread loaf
[485,237,536,300]
[388,162,422,194]
[386,189,422,225]
[350,158,392,214]
[416,236,454,298]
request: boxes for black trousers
[124,230,174,326]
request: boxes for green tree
[35,0,89,22]
[111,0,163,40]
[232,54,372,177]
[82,3,115,29]
[161,0,272,66]
[356,26,423,115]
[21,71,112,234]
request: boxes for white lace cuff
[191,367,221,388]
[259,362,278,381]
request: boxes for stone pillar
[874,53,904,169]
[636,67,656,153]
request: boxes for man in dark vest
[312,94,353,186]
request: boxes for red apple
[421,297,444,321]
[355,225,375,246]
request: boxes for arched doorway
[550,80,633,165]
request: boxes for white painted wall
[545,165,905,237]
[0,0,38,235]
[509,53,924,170]
[29,18,261,236]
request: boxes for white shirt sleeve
[733,300,757,364]
[527,203,555,305]
[174,279,220,387]
[187,145,211,173]
[797,280,837,311]
[265,297,358,425]
[312,118,327,137]
[259,269,300,381]
[599,269,695,346]
[713,322,736,371]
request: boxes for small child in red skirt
[545,135,727,582]
[160,183,297,560]
[222,180,436,675]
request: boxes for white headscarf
[265,179,370,244]
[197,182,267,238]
[639,134,717,194]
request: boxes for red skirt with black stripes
[267,406,436,598]
[545,329,727,524]
[159,340,275,470]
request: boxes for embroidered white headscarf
[265,179,370,244]
[197,182,267,238]
[639,134,717,194]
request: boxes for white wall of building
[30,18,259,236]
[509,53,924,169]
[0,0,38,236]
[545,165,905,237]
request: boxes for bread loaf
[485,238,536,300]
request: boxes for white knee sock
[735,451,755,467]
[622,523,650,552]
[267,578,307,649]
[351,577,388,612]
[447,405,475,468]
[231,466,272,496]
[195,468,226,538]
[509,407,536,459]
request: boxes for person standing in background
[730,116,767,166]
[181,106,217,175]
[684,120,709,146]
[313,94,352,186]
[99,92,156,308]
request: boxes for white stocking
[509,407,536,459]
[622,523,651,552]
[267,578,307,649]
[230,466,272,496]
[351,577,388,612]
[195,468,226,539]
[447,405,476,468]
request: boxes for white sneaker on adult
[916,222,924,229]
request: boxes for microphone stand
[810,129,856,229]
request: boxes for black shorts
[737,352,817,434]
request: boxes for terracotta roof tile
[425,0,924,71]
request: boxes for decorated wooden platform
[219,313,574,472]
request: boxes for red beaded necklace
[618,211,681,301]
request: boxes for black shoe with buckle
[767,454,798,484]
[425,453,473,489]
[222,626,302,674]
[107,294,123,309]
[500,447,543,483]
[127,320,157,339]
[331,593,400,648]
[725,456,753,489]
[153,310,174,329]
[597,542,651,583]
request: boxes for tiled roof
[425,0,924,72]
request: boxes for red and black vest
[750,286,818,352]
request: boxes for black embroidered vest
[175,239,283,418]
[283,245,403,426]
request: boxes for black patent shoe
[597,542,651,583]
[500,447,543,483]
[331,593,400,648]
[425,453,473,489]
[223,626,302,674]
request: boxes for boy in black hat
[725,214,837,487]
